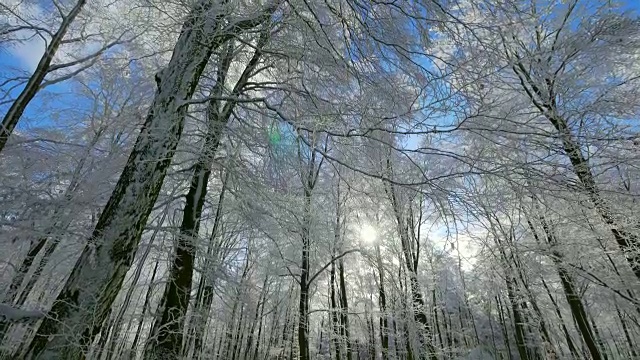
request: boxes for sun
[359,224,378,244]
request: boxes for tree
[24,2,278,357]
[1,0,639,359]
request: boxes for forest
[0,0,639,359]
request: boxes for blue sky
[0,39,88,132]
[622,0,640,12]
[1,0,638,132]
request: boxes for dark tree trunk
[24,2,277,357]
[367,311,376,360]
[1,238,45,304]
[297,143,323,360]
[385,177,437,360]
[505,274,530,360]
[616,303,638,359]
[512,60,640,280]
[131,260,159,354]
[398,266,415,360]
[298,187,312,360]
[252,285,268,360]
[487,301,498,358]
[432,291,443,353]
[376,244,389,360]
[244,277,269,360]
[536,215,603,360]
[588,313,609,360]
[215,325,227,359]
[151,29,269,356]
[191,170,230,356]
[98,213,166,359]
[496,296,513,359]
[339,258,353,360]
[0,0,87,153]
[224,293,241,360]
[330,253,342,360]
[391,309,402,360]
[540,276,579,359]
[330,183,344,360]
[231,302,247,360]
[0,238,46,343]
[558,260,602,360]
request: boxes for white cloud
[8,36,46,73]
[1,0,47,73]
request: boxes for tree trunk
[243,276,269,358]
[527,218,580,359]
[0,128,107,346]
[297,141,323,360]
[385,178,437,360]
[367,310,376,360]
[252,285,268,360]
[23,2,277,357]
[191,169,230,356]
[230,301,247,360]
[432,291,443,354]
[215,325,227,359]
[398,265,415,360]
[376,244,389,360]
[588,313,609,360]
[512,60,640,280]
[540,276,579,359]
[516,261,557,358]
[150,28,269,356]
[131,260,159,355]
[0,237,46,343]
[98,211,166,359]
[536,215,603,360]
[391,308,402,360]
[338,258,353,360]
[505,274,530,360]
[330,249,342,360]
[496,296,513,359]
[0,0,87,153]
[616,303,638,359]
[487,301,498,358]
[1,238,45,305]
[298,187,312,360]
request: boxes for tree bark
[190,171,229,356]
[150,26,269,356]
[385,176,437,360]
[338,258,353,360]
[130,260,159,354]
[540,276,579,359]
[298,186,313,360]
[588,313,609,360]
[24,3,276,357]
[0,0,87,153]
[251,283,268,360]
[616,302,637,359]
[495,296,512,359]
[147,44,232,359]
[536,215,603,360]
[376,244,389,360]
[511,56,640,280]
[330,245,342,360]
[432,291,443,353]
[98,211,166,359]
[504,274,530,360]
[0,128,107,347]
